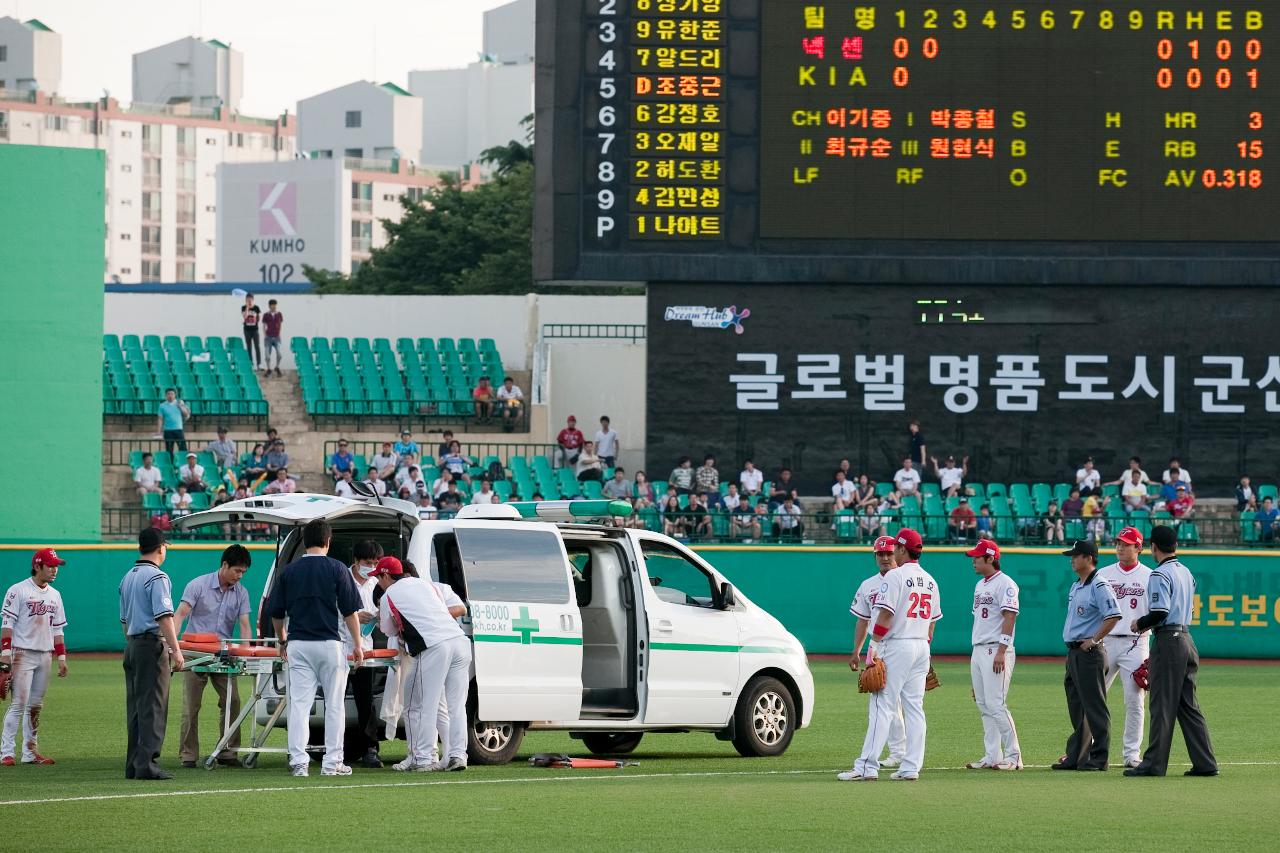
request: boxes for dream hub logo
[664,305,751,334]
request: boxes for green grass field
[2,658,1277,851]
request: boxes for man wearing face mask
[342,540,384,768]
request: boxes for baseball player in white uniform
[1098,526,1152,768]
[1,549,69,766]
[965,540,1022,770]
[847,535,906,768]
[840,528,941,781]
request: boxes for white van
[177,495,814,764]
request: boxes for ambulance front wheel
[466,688,525,765]
[731,676,796,757]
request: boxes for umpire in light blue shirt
[1053,539,1121,772]
[1124,525,1218,777]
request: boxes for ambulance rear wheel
[467,719,525,765]
[731,676,795,757]
[581,733,644,755]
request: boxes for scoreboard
[533,1,1279,283]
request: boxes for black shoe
[137,770,174,780]
[1124,766,1162,777]
[1078,765,1106,771]
[359,751,383,769]
[181,760,197,768]
[1050,762,1077,771]
[1184,768,1219,777]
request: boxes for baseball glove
[925,665,940,691]
[858,658,887,693]
[1132,658,1150,691]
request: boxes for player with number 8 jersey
[965,540,1023,771]
[839,528,941,782]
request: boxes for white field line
[0,762,1275,808]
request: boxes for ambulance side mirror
[716,582,736,610]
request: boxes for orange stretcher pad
[179,634,397,661]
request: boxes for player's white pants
[405,637,471,766]
[1,650,51,762]
[1103,634,1150,763]
[970,644,1021,765]
[854,639,929,777]
[285,640,348,770]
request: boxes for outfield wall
[3,544,1276,657]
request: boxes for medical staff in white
[1098,526,1152,768]
[846,535,907,768]
[840,528,941,781]
[372,557,472,772]
[1,548,69,766]
[965,539,1023,771]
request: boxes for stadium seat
[1240,511,1258,544]
[1259,485,1279,502]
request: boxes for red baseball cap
[368,556,403,577]
[32,548,65,570]
[966,540,1001,559]
[567,415,577,422]
[895,528,923,551]
[1116,526,1144,546]
[872,535,896,553]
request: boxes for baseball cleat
[445,757,467,772]
[993,760,1023,771]
[836,769,876,781]
[23,754,55,765]
[1126,758,1142,768]
[0,756,14,767]
[890,770,919,781]
[880,757,902,768]
[320,763,353,776]
[290,763,309,777]
[965,760,995,769]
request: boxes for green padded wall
[0,145,105,541]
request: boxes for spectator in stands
[211,484,231,508]
[976,505,994,540]
[264,440,290,479]
[179,452,207,493]
[892,457,921,496]
[859,504,883,540]
[1121,470,1150,514]
[157,388,191,455]
[876,489,902,518]
[949,497,977,542]
[1169,484,1195,519]
[595,417,620,468]
[694,455,720,496]
[684,493,711,540]
[490,493,503,505]
[773,496,804,541]
[437,482,463,514]
[1162,457,1192,491]
[371,441,398,486]
[262,299,284,377]
[472,376,496,421]
[603,468,632,500]
[397,465,424,497]
[661,495,684,538]
[241,293,262,369]
[335,469,357,498]
[770,468,802,509]
[831,470,857,512]
[496,377,524,428]
[169,484,194,518]
[834,459,853,482]
[931,454,969,498]
[264,427,280,447]
[632,471,655,508]
[439,440,472,485]
[471,480,495,505]
[206,427,237,470]
[135,453,164,498]
[1155,475,1188,511]
[1062,488,1085,518]
[753,501,772,536]
[431,469,454,499]
[1075,457,1102,496]
[576,441,604,483]
[712,482,738,512]
[435,430,454,461]
[232,483,251,502]
[852,474,878,510]
[241,443,267,484]
[669,456,695,494]
[908,420,927,466]
[417,494,437,520]
[265,468,297,494]
[1042,500,1064,543]
[555,417,584,469]
[1236,476,1257,512]
[1106,456,1151,488]
[1255,496,1280,543]
[362,466,387,497]
[394,430,419,459]
[739,460,764,496]
[329,440,355,482]
[731,496,761,541]
[1083,493,1109,542]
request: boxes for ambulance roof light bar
[505,499,634,522]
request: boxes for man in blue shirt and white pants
[1124,525,1218,777]
[269,519,363,777]
[1053,539,1121,772]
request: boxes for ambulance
[177,494,814,763]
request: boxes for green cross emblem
[512,606,541,644]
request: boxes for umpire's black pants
[124,633,170,779]
[1063,644,1111,769]
[1137,625,1217,775]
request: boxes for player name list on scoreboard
[758,2,1274,241]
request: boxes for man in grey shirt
[206,427,237,470]
[174,545,252,768]
[602,467,632,500]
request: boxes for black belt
[1155,624,1189,632]
[128,630,160,639]
[1065,641,1086,649]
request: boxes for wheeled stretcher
[178,632,397,769]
